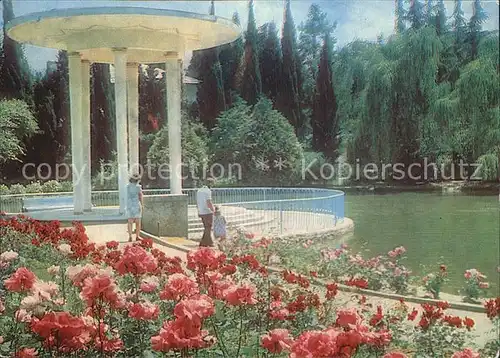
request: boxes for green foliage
[24,181,43,193]
[147,115,209,183]
[240,0,262,106]
[406,0,426,30]
[192,47,227,130]
[476,153,499,181]
[92,152,118,190]
[211,97,303,184]
[276,0,302,133]
[298,4,336,108]
[258,21,282,102]
[41,180,63,193]
[0,0,32,101]
[0,99,38,163]
[394,0,406,34]
[8,183,26,195]
[91,62,115,171]
[312,33,340,160]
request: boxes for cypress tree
[195,48,226,130]
[394,0,406,34]
[91,63,115,172]
[240,0,262,105]
[258,21,282,102]
[452,0,468,57]
[434,0,447,36]
[277,0,301,132]
[425,0,433,24]
[0,0,32,101]
[312,33,339,160]
[468,0,487,60]
[298,4,335,110]
[219,12,244,106]
[407,0,426,30]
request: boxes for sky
[1,0,499,73]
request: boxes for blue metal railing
[0,188,345,235]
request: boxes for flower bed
[0,215,499,357]
[237,233,496,304]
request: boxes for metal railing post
[279,201,283,235]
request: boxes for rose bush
[0,215,495,357]
[462,269,490,303]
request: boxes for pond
[343,192,499,295]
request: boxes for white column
[113,49,129,214]
[165,57,182,195]
[127,63,139,174]
[81,60,92,212]
[68,52,84,214]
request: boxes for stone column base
[142,194,188,238]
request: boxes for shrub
[462,268,490,302]
[92,153,118,190]
[0,99,38,163]
[0,184,9,196]
[476,152,498,181]
[295,151,329,183]
[211,97,303,185]
[60,181,73,192]
[41,180,63,193]
[8,184,25,195]
[24,181,43,193]
[147,115,209,185]
[422,265,448,299]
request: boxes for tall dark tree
[407,0,426,30]
[394,0,406,34]
[468,0,488,60]
[258,21,282,102]
[138,64,166,167]
[240,0,262,105]
[194,49,226,130]
[25,51,69,171]
[298,4,335,109]
[434,0,447,36]
[0,0,32,101]
[277,0,301,133]
[426,0,433,24]
[452,0,468,55]
[219,12,244,106]
[90,63,115,173]
[312,33,339,159]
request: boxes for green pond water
[343,192,500,295]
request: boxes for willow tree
[333,40,384,163]
[421,34,499,179]
[390,27,442,167]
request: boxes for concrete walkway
[84,223,187,260]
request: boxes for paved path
[84,223,187,260]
